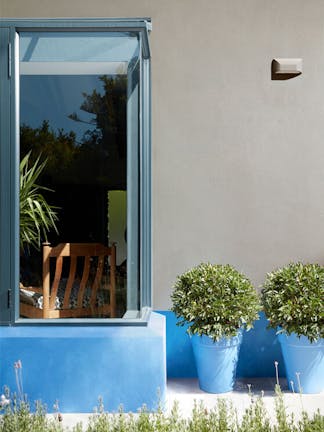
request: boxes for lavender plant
[0,356,306,431]
[1,383,323,432]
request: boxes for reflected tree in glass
[20,74,128,316]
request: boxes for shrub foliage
[171,263,260,341]
[261,262,324,342]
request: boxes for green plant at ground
[238,395,271,432]
[261,263,324,342]
[273,385,298,432]
[189,399,237,432]
[20,151,59,251]
[1,391,323,432]
[171,263,261,341]
[0,398,64,432]
[298,411,324,432]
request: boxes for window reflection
[19,74,128,318]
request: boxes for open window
[0,19,151,323]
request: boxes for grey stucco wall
[2,1,324,309]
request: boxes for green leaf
[171,263,261,341]
[261,263,324,341]
[20,151,59,251]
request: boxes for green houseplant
[20,152,59,251]
[171,263,260,393]
[261,262,324,393]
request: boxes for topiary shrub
[171,263,261,341]
[261,262,324,342]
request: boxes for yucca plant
[20,152,59,251]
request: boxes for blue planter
[191,331,243,393]
[278,333,324,394]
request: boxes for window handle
[8,43,11,78]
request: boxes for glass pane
[19,32,140,319]
[127,60,140,312]
[20,32,139,62]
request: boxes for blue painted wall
[0,312,166,413]
[0,310,287,414]
[156,311,286,378]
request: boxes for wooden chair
[20,242,116,319]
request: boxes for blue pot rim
[191,329,243,348]
[277,331,324,347]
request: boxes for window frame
[0,18,152,326]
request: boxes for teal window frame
[0,18,152,325]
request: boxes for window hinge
[8,43,11,78]
[8,289,12,308]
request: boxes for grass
[0,387,323,432]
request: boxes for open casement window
[0,19,152,324]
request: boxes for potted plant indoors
[261,262,324,393]
[171,263,260,393]
[20,152,59,251]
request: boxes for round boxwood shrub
[261,262,324,342]
[171,263,260,341]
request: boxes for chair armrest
[19,283,43,294]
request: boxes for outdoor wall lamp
[271,58,302,80]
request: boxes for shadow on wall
[157,311,285,379]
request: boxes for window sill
[13,307,151,326]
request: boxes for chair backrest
[42,243,116,318]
